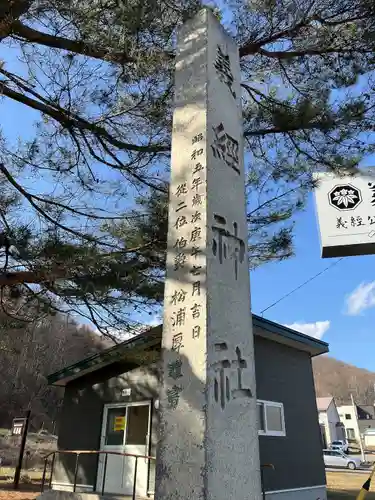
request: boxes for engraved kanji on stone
[167,385,182,410]
[192,177,203,191]
[191,211,201,223]
[175,215,188,229]
[213,343,252,410]
[176,200,188,213]
[336,217,347,229]
[214,45,236,99]
[192,325,201,339]
[192,193,203,206]
[176,183,188,197]
[174,237,187,249]
[191,148,204,160]
[212,214,245,280]
[190,265,202,276]
[171,289,187,305]
[191,226,202,243]
[211,123,240,174]
[191,303,201,319]
[171,333,184,352]
[191,246,201,259]
[192,133,204,145]
[171,308,186,327]
[192,281,201,296]
[193,163,204,174]
[167,359,183,380]
[369,216,375,225]
[174,252,187,271]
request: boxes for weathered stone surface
[155,8,261,500]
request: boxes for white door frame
[97,400,152,493]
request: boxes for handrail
[260,463,275,500]
[41,449,156,500]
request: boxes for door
[324,451,334,467]
[331,451,345,467]
[125,404,151,496]
[96,402,151,496]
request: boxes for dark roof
[48,314,329,387]
[357,405,375,420]
[251,315,328,357]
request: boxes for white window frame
[257,399,286,437]
[346,428,355,439]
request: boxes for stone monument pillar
[156,8,261,500]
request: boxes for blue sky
[2,26,375,373]
[250,192,375,372]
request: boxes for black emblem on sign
[328,184,362,211]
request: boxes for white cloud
[346,281,375,316]
[284,320,330,340]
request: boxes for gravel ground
[0,484,41,500]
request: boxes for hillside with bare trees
[0,314,109,432]
[313,355,375,405]
[1,315,375,433]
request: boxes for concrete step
[37,491,153,500]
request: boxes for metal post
[260,466,265,500]
[49,453,56,489]
[73,454,79,492]
[351,393,365,462]
[41,458,48,493]
[14,410,31,490]
[260,463,274,500]
[101,454,108,496]
[132,456,138,500]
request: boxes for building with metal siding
[47,315,328,500]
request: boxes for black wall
[53,360,159,489]
[254,335,326,491]
[54,336,325,493]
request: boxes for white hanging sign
[314,171,375,258]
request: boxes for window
[345,414,351,420]
[126,404,149,445]
[105,407,126,446]
[257,400,286,437]
[346,428,355,439]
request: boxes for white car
[323,449,362,470]
[330,440,349,453]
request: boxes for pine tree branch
[11,21,136,63]
[11,20,175,65]
[0,1,32,40]
[244,122,326,136]
[0,78,169,154]
[258,47,374,59]
[239,5,317,58]
[238,2,369,59]
[0,162,123,248]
